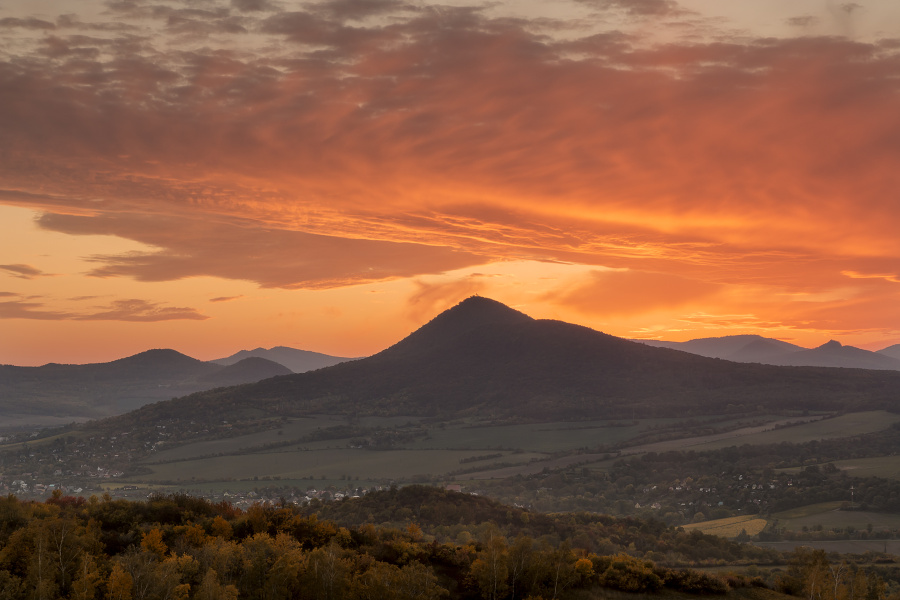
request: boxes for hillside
[769,340,900,370]
[0,349,290,420]
[635,335,900,371]
[110,297,900,430]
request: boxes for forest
[0,487,894,600]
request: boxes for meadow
[126,411,900,495]
[132,448,546,483]
[681,515,768,539]
[771,502,900,532]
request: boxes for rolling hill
[110,297,900,431]
[635,335,900,370]
[210,346,355,373]
[0,349,291,421]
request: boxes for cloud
[0,292,19,298]
[0,17,56,30]
[406,274,490,321]
[0,298,208,321]
[575,0,684,17]
[0,264,53,279]
[1,0,900,343]
[209,295,243,302]
[842,270,900,284]
[37,212,484,289]
[545,270,722,317]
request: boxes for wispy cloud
[0,264,54,279]
[0,298,208,321]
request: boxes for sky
[2,0,900,366]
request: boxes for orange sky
[3,0,900,366]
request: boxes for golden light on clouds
[2,0,900,364]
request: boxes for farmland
[682,515,768,539]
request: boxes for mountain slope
[114,297,900,429]
[878,344,900,361]
[770,340,900,370]
[0,349,289,419]
[198,357,292,386]
[210,346,355,373]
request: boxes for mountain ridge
[108,296,900,430]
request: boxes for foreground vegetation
[0,488,756,600]
[4,486,896,600]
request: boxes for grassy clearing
[130,448,544,483]
[830,455,900,480]
[755,540,900,554]
[772,502,900,532]
[150,415,420,462]
[624,411,900,455]
[408,421,654,453]
[682,515,768,539]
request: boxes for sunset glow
[3,0,900,365]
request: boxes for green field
[406,421,651,452]
[829,455,900,480]
[125,411,900,492]
[133,448,545,483]
[771,501,900,532]
[620,411,900,455]
[150,415,419,462]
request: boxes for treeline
[0,490,751,600]
[302,486,778,565]
[472,423,900,526]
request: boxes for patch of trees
[0,490,757,600]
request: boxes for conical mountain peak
[817,340,843,350]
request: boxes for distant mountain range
[210,346,355,373]
[111,297,900,432]
[634,335,900,371]
[0,344,351,423]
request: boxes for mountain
[198,357,292,386]
[878,344,900,361]
[727,337,803,363]
[112,297,900,430]
[770,340,900,370]
[0,349,291,421]
[634,335,801,360]
[633,335,900,370]
[210,346,355,373]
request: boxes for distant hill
[634,335,900,370]
[0,349,291,421]
[210,346,355,373]
[636,335,802,360]
[198,357,292,386]
[112,297,900,430]
[769,340,900,370]
[878,344,900,361]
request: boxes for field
[829,456,900,480]
[618,412,900,455]
[132,448,546,483]
[123,411,900,493]
[682,515,768,539]
[771,502,900,532]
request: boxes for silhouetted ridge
[112,297,900,426]
[199,357,292,385]
[376,296,534,362]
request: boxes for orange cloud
[544,269,722,317]
[0,298,208,321]
[2,0,900,355]
[0,264,53,279]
